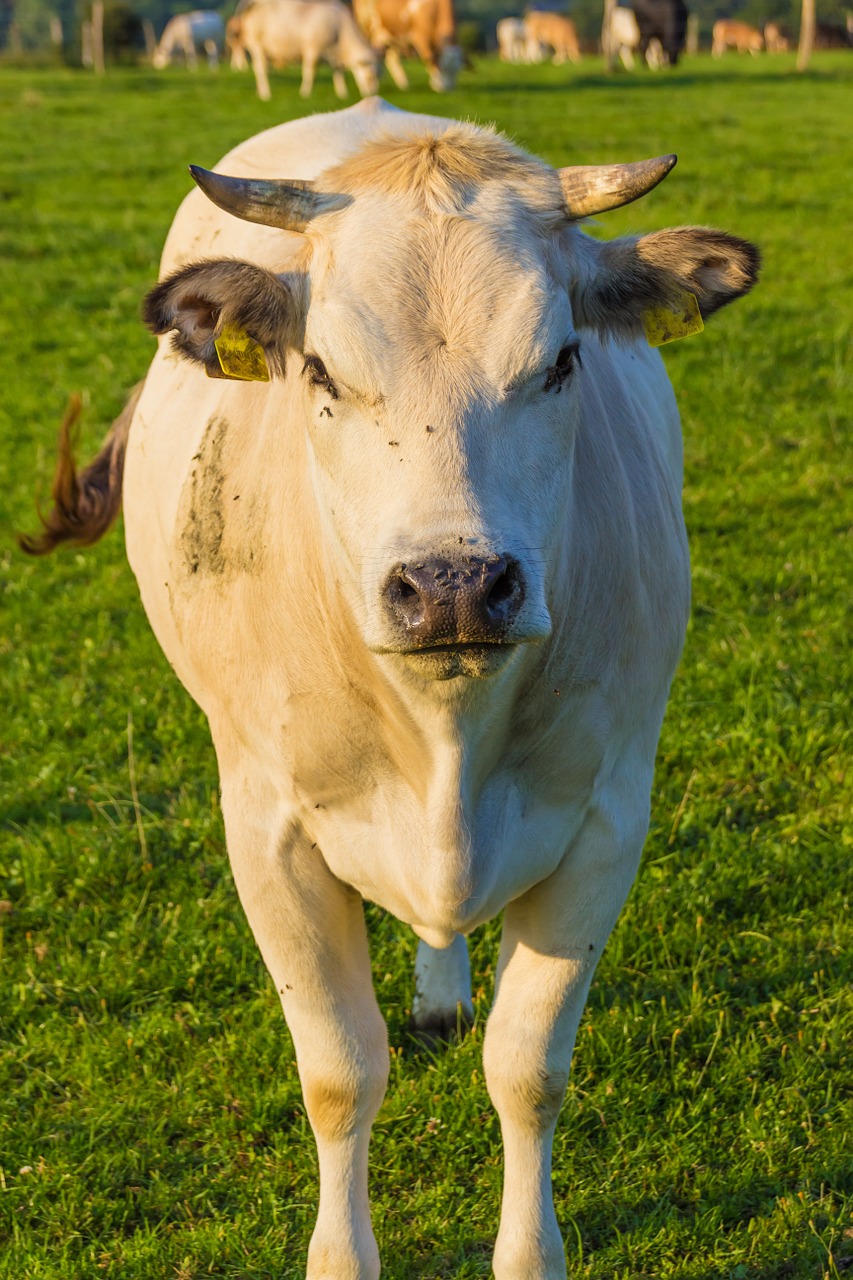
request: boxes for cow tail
[18,382,142,556]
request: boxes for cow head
[144,126,757,683]
[431,42,464,91]
[353,56,381,97]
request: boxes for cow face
[145,127,758,682]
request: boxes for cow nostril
[488,571,514,606]
[486,561,521,617]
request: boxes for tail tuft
[18,385,140,556]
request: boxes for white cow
[228,0,380,100]
[25,99,758,1280]
[497,15,525,60]
[496,15,528,60]
[152,9,224,69]
[497,15,546,62]
[603,6,665,68]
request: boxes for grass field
[1,51,851,1280]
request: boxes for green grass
[1,53,851,1280]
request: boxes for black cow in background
[631,0,688,64]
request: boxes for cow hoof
[409,1003,474,1047]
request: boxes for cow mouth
[388,640,519,681]
[402,640,513,654]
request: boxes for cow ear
[142,259,300,379]
[572,227,760,340]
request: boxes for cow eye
[303,354,339,400]
[543,342,582,394]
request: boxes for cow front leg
[483,790,647,1279]
[411,933,473,1041]
[221,774,389,1280]
[383,47,409,88]
[300,53,318,96]
[249,44,272,99]
[331,66,349,98]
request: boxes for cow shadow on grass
[555,1163,851,1280]
[370,1154,851,1278]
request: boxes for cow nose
[385,555,524,647]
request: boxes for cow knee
[303,1051,389,1142]
[483,1030,568,1132]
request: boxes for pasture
[1,53,851,1279]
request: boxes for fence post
[797,0,815,69]
[92,0,105,74]
[602,0,617,71]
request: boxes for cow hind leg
[411,933,473,1042]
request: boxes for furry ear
[142,259,301,377]
[572,227,760,340]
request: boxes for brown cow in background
[712,18,764,53]
[523,10,582,64]
[353,0,464,91]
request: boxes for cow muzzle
[378,553,536,679]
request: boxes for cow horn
[188,167,323,231]
[559,155,677,219]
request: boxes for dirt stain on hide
[182,416,229,577]
[178,415,263,585]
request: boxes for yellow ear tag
[213,323,270,382]
[642,291,704,348]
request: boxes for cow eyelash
[303,354,339,400]
[543,342,582,394]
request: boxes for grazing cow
[712,18,764,55]
[228,0,380,100]
[23,98,758,1280]
[603,5,666,68]
[353,0,463,91]
[523,10,582,63]
[152,9,224,69]
[763,20,791,51]
[630,0,688,64]
[225,14,249,70]
[496,15,528,60]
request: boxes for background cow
[497,15,528,61]
[23,97,758,1280]
[523,10,582,63]
[228,0,380,100]
[602,6,666,68]
[152,9,224,69]
[712,18,764,55]
[763,20,792,51]
[630,0,688,65]
[353,0,464,91]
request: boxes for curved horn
[189,166,322,231]
[559,154,677,219]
